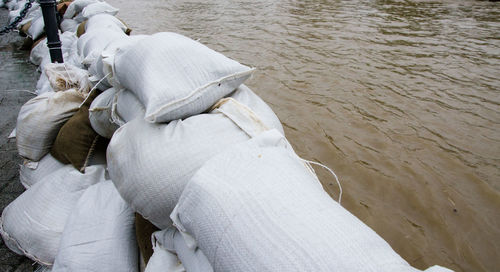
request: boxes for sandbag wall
[1,0,454,271]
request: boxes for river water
[105,0,499,271]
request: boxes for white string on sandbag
[300,159,343,204]
[79,72,111,108]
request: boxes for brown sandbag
[20,20,32,36]
[51,90,100,172]
[135,213,159,266]
[57,1,73,17]
[76,20,87,38]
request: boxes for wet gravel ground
[0,8,39,272]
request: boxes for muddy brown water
[106,0,500,271]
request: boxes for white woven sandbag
[89,35,147,89]
[89,87,119,138]
[60,18,79,33]
[17,3,41,27]
[152,229,212,272]
[16,88,87,161]
[30,37,49,66]
[171,130,418,272]
[0,165,105,266]
[60,31,78,55]
[113,88,145,125]
[63,0,98,19]
[85,13,127,34]
[35,73,53,95]
[89,88,145,138]
[74,1,118,22]
[19,154,65,189]
[27,12,44,40]
[113,32,255,123]
[60,32,83,68]
[107,86,282,228]
[145,235,185,272]
[77,28,127,64]
[52,180,138,272]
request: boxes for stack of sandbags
[170,130,454,272]
[107,85,283,228]
[0,165,106,266]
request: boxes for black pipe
[39,0,63,63]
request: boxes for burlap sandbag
[51,90,100,172]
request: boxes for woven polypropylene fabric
[0,165,106,265]
[52,180,138,272]
[113,32,255,123]
[173,130,419,272]
[16,89,85,161]
[89,88,119,138]
[19,154,65,189]
[107,86,282,229]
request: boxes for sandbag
[17,3,41,33]
[44,63,91,93]
[113,32,255,123]
[90,34,147,88]
[114,88,146,124]
[145,235,185,272]
[172,130,408,271]
[19,154,65,189]
[89,88,145,138]
[16,88,87,161]
[63,0,98,19]
[0,165,106,265]
[172,130,455,272]
[77,28,127,64]
[107,86,283,228]
[89,87,120,138]
[152,229,212,272]
[50,90,100,172]
[60,18,79,33]
[35,73,54,95]
[30,37,49,66]
[27,12,45,40]
[85,13,128,34]
[52,180,138,272]
[73,1,118,22]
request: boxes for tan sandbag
[16,89,87,161]
[76,20,86,37]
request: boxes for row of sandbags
[2,1,138,271]
[2,0,453,271]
